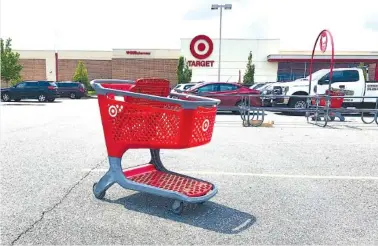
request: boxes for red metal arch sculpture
[307,29,335,94]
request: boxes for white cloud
[1,0,377,51]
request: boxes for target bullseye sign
[187,35,215,67]
[319,32,328,53]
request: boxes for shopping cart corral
[238,94,378,127]
[91,78,220,215]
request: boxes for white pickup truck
[263,68,378,109]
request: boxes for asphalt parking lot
[1,98,378,245]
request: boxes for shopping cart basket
[91,78,221,214]
[310,88,345,121]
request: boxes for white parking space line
[82,169,378,180]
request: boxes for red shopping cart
[91,78,220,214]
[310,88,345,121]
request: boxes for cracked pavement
[1,98,378,245]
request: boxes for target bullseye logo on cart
[202,119,210,132]
[108,105,123,118]
[188,35,215,68]
[108,105,124,118]
[108,105,118,117]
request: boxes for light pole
[211,3,232,82]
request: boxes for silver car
[171,82,201,93]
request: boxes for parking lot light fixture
[224,4,232,9]
[211,3,232,82]
[211,4,220,10]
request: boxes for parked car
[181,82,261,113]
[257,83,281,106]
[249,83,267,90]
[263,67,378,109]
[1,80,59,102]
[171,82,199,93]
[56,81,87,99]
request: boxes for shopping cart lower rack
[91,78,220,214]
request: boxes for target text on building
[187,60,215,67]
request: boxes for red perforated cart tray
[123,164,213,197]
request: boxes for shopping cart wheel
[171,200,184,215]
[93,182,106,200]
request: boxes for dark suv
[1,80,59,102]
[56,81,86,99]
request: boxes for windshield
[183,84,195,90]
[187,82,204,90]
[253,84,266,90]
[304,70,327,81]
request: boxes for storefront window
[277,62,361,82]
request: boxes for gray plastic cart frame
[90,79,221,214]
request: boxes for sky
[1,0,378,51]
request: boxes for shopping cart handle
[91,80,220,109]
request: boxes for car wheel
[288,97,307,115]
[38,93,47,102]
[70,92,76,99]
[1,92,11,102]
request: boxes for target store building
[5,35,378,88]
[181,35,280,82]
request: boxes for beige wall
[16,50,56,81]
[113,49,180,59]
[58,50,112,60]
[279,50,378,55]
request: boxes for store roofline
[180,38,280,41]
[279,50,378,54]
[14,48,180,52]
[14,49,113,52]
[113,48,180,51]
[267,54,378,62]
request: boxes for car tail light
[79,87,84,92]
[48,86,56,90]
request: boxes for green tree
[243,51,255,85]
[72,61,90,89]
[1,38,23,86]
[358,62,368,81]
[176,56,192,84]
